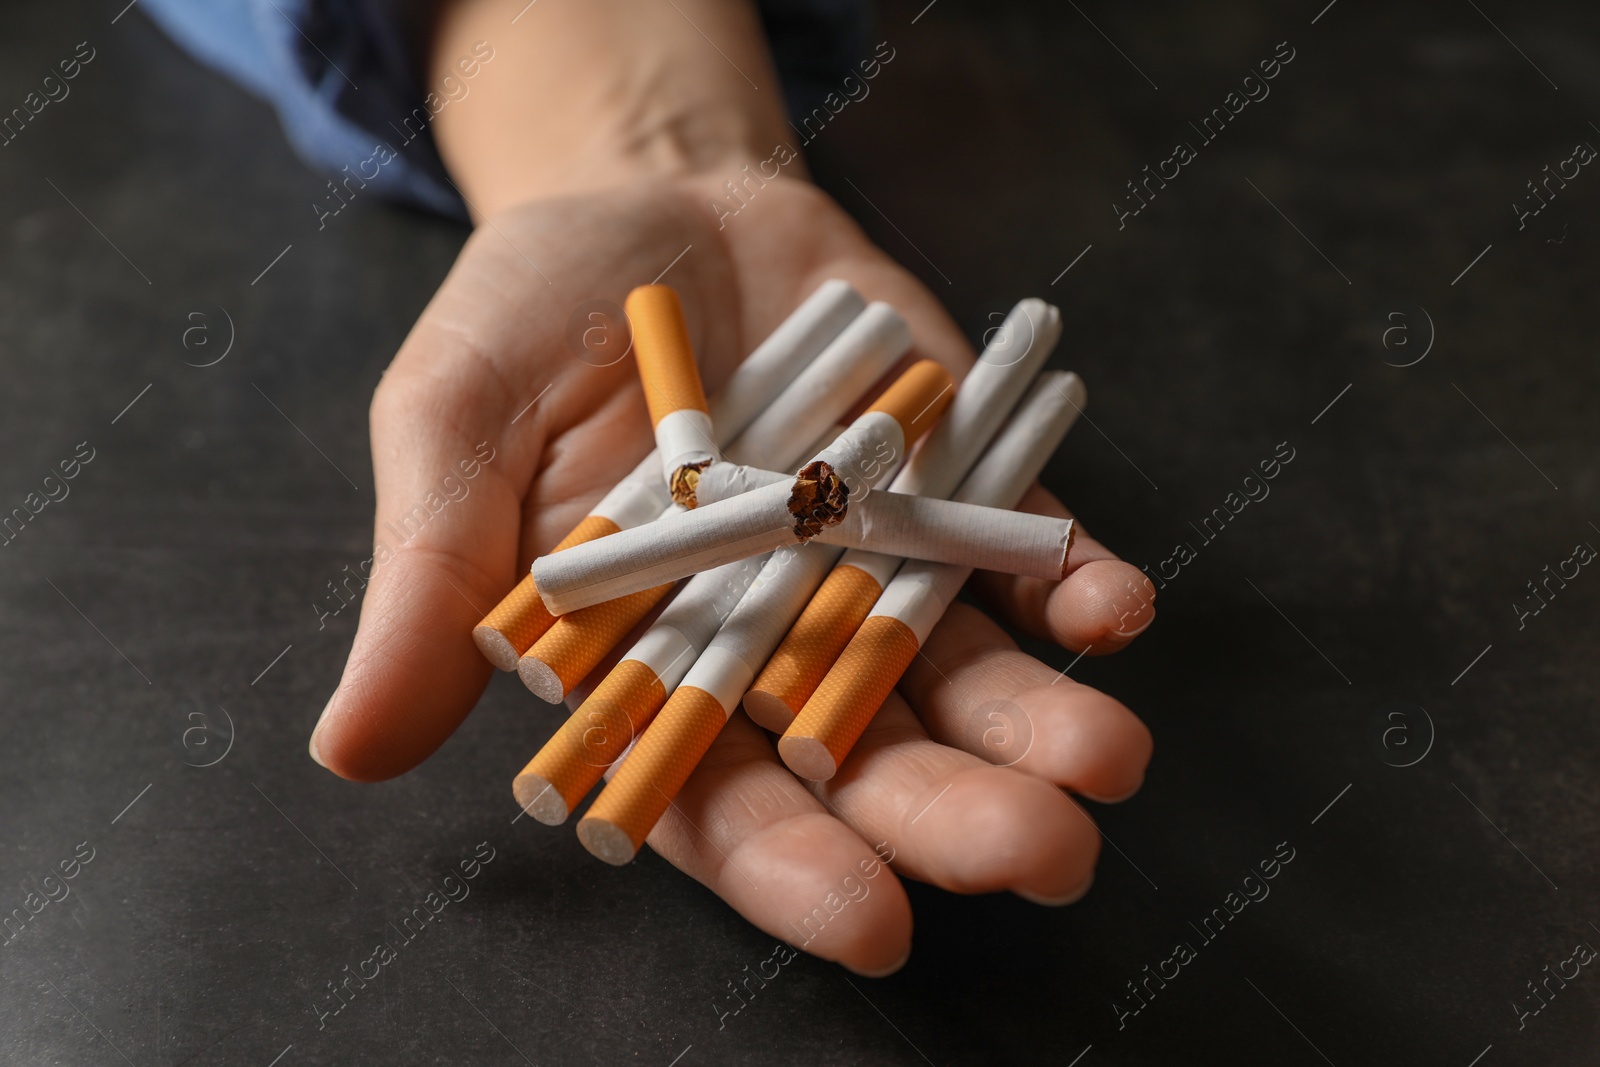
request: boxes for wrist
[463,110,806,219]
[428,0,804,220]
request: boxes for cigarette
[744,300,1063,724]
[627,285,717,506]
[512,554,767,823]
[694,463,1073,578]
[529,360,954,615]
[473,280,862,670]
[778,370,1087,779]
[513,305,906,699]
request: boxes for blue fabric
[142,0,871,219]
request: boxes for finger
[645,712,914,977]
[310,301,554,781]
[811,693,1100,905]
[900,604,1151,802]
[971,483,1157,655]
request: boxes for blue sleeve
[141,0,872,220]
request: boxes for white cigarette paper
[721,303,911,468]
[534,400,917,615]
[713,279,866,438]
[692,463,1072,579]
[861,371,1086,643]
[609,554,768,695]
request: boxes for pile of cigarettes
[474,281,1086,865]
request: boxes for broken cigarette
[512,553,767,823]
[778,370,1087,780]
[627,285,717,506]
[791,358,951,535]
[513,324,905,702]
[693,463,1073,579]
[744,299,1064,727]
[530,360,954,616]
[473,280,864,669]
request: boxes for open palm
[310,174,1156,975]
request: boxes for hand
[309,172,1156,975]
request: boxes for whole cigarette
[530,361,953,615]
[779,371,1087,780]
[474,281,861,669]
[627,285,717,505]
[513,554,767,823]
[694,464,1072,578]
[577,539,843,862]
[514,316,901,698]
[744,301,1064,723]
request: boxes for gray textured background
[2,0,1597,1063]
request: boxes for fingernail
[847,948,911,979]
[308,693,335,769]
[1017,872,1093,907]
[1110,614,1154,640]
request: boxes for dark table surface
[3,1,1598,1064]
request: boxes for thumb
[309,331,544,781]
